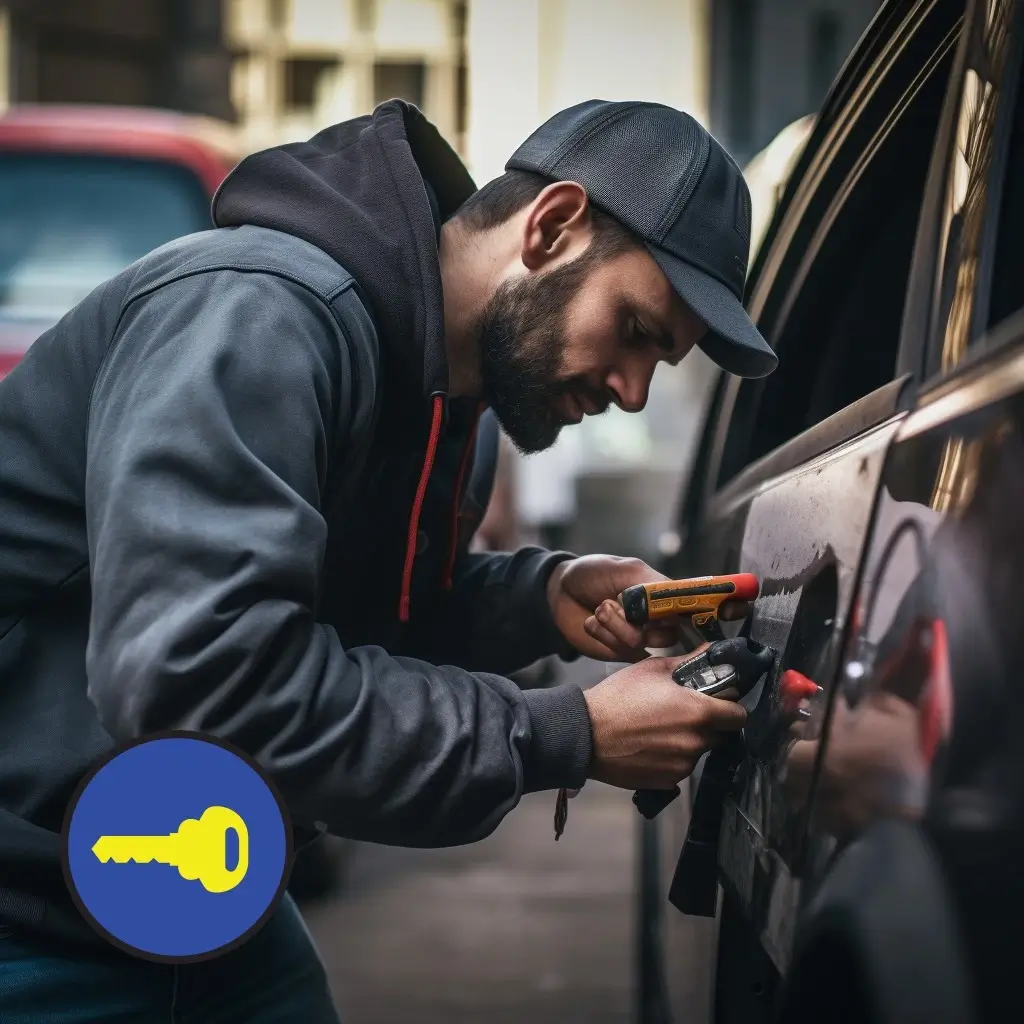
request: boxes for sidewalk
[301,749,636,1024]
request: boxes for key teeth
[92,840,148,864]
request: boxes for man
[0,99,776,1020]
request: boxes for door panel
[786,332,1024,1021]
[705,414,902,973]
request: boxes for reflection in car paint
[719,399,1022,975]
[795,407,1020,860]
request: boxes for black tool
[667,733,744,916]
[632,638,775,820]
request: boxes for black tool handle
[632,639,774,820]
[668,735,744,916]
[633,785,682,819]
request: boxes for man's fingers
[583,615,647,663]
[593,599,647,649]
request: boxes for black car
[638,0,1024,1021]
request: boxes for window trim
[706,375,914,520]
[742,0,904,291]
[895,6,974,381]
[746,0,961,318]
[768,19,960,342]
[697,2,963,505]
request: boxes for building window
[453,1,468,137]
[269,0,288,31]
[725,0,756,160]
[374,61,425,108]
[456,62,467,137]
[808,11,842,109]
[284,56,340,112]
[355,0,376,33]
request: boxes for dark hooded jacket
[0,101,592,945]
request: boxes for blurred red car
[0,104,351,900]
[0,105,240,380]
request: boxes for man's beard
[475,258,608,454]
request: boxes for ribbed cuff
[521,684,593,793]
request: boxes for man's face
[477,244,707,454]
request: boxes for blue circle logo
[62,733,292,962]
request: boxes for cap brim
[647,244,778,379]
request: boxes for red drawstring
[443,404,484,589]
[399,395,445,622]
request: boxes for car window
[928,0,1020,371]
[715,2,961,489]
[0,153,212,323]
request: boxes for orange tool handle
[619,573,760,626]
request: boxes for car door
[641,2,967,1022]
[781,2,1024,1020]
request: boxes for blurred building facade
[0,0,233,120]
[225,0,465,152]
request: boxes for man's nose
[607,366,653,413]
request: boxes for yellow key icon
[92,805,249,894]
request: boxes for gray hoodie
[0,100,592,945]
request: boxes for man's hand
[582,654,748,789]
[547,555,683,661]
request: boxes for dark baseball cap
[507,100,777,378]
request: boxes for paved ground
[298,656,721,1024]
[301,782,637,1024]
[299,657,639,1024]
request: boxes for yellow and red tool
[619,572,760,642]
[618,572,769,824]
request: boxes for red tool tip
[780,669,820,704]
[730,573,760,602]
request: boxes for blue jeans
[0,894,340,1023]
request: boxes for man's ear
[520,181,591,272]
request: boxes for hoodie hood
[212,100,477,399]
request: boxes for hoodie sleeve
[84,269,592,846]
[401,548,580,675]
